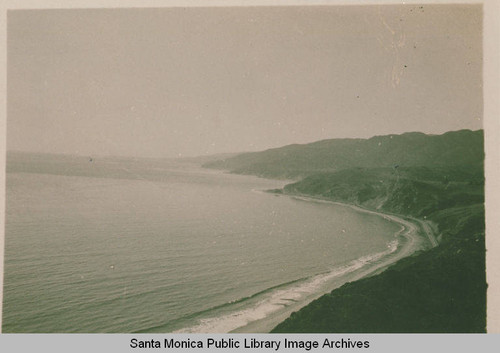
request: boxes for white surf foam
[174,239,400,333]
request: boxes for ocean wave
[171,239,400,333]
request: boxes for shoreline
[230,193,433,333]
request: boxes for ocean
[2,153,401,333]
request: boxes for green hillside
[204,130,484,179]
[279,166,484,218]
[270,165,485,332]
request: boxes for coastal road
[231,196,431,333]
[410,217,439,248]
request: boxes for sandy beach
[231,195,434,333]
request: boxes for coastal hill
[205,129,486,332]
[203,130,484,179]
[278,166,484,219]
[271,165,485,332]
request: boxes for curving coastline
[171,191,433,334]
[202,130,485,332]
[229,194,433,333]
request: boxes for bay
[2,154,399,333]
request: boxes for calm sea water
[3,153,399,333]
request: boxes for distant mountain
[203,130,484,179]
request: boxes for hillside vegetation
[204,130,483,179]
[279,166,484,218]
[271,166,485,332]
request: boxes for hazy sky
[7,5,482,158]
